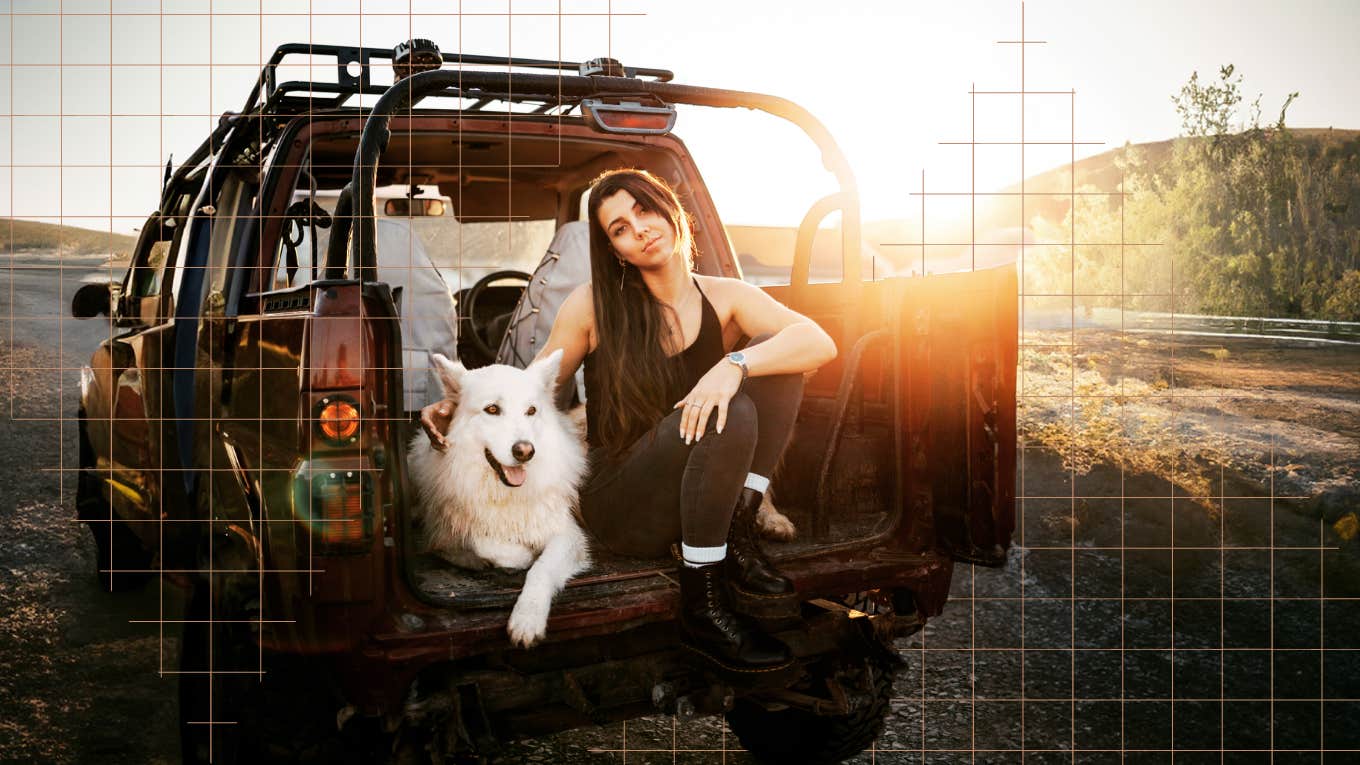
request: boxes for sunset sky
[2,0,1358,233]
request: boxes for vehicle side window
[271,166,335,291]
[144,171,207,308]
[207,176,258,295]
[121,210,178,300]
[272,205,333,291]
[129,240,172,298]
[677,106,872,286]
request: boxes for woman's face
[596,189,676,269]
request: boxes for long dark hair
[586,168,696,455]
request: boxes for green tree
[1173,64,1244,138]
[1030,65,1358,320]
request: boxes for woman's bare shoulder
[695,273,761,308]
[559,282,597,348]
[694,272,744,296]
[559,283,595,318]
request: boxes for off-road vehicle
[73,40,1018,764]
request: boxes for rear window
[273,193,555,292]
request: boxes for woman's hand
[673,361,744,444]
[420,399,455,452]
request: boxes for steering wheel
[463,269,533,362]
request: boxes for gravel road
[3,254,1357,763]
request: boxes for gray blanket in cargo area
[496,221,591,407]
[375,219,460,413]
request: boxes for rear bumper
[337,548,953,713]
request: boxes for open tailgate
[893,266,1018,566]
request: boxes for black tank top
[583,280,724,451]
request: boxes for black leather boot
[726,488,800,624]
[678,562,795,680]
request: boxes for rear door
[673,99,1017,565]
[760,216,1017,565]
[892,267,1017,566]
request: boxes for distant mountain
[993,127,1359,228]
[1,218,137,257]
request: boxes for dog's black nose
[511,441,535,463]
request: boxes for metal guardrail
[1025,307,1360,346]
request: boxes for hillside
[849,128,1360,278]
[1012,126,1360,318]
[998,127,1359,223]
[2,218,136,257]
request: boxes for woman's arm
[419,284,594,450]
[531,283,594,390]
[721,277,837,377]
[674,277,837,443]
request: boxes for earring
[617,257,627,291]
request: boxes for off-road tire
[725,648,896,764]
[178,583,386,765]
[75,409,153,592]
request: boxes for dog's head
[430,349,565,489]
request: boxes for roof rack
[241,43,674,118]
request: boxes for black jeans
[579,361,803,559]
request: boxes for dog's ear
[526,348,564,394]
[430,352,466,401]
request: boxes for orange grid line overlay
[3,0,1351,762]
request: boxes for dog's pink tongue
[502,465,527,487]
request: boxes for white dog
[406,349,590,648]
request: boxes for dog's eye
[483,404,500,416]
[525,406,537,416]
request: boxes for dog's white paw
[756,495,797,542]
[506,593,550,648]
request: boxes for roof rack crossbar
[349,69,859,283]
[242,42,673,118]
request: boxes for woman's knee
[742,370,804,409]
[739,333,805,401]
[703,391,757,443]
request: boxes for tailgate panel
[895,266,1017,565]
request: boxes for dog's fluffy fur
[406,349,590,648]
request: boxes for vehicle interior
[277,127,726,367]
[273,124,897,607]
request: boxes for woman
[421,169,837,679]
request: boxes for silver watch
[726,351,749,382]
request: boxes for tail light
[292,465,374,552]
[315,394,361,445]
[295,391,373,552]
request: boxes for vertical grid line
[1018,3,1028,757]
[6,1,11,422]
[1067,85,1076,765]
[969,73,979,765]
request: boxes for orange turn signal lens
[318,398,360,442]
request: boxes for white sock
[744,473,770,495]
[681,543,727,568]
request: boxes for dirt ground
[1022,328,1360,522]
[3,270,1358,763]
